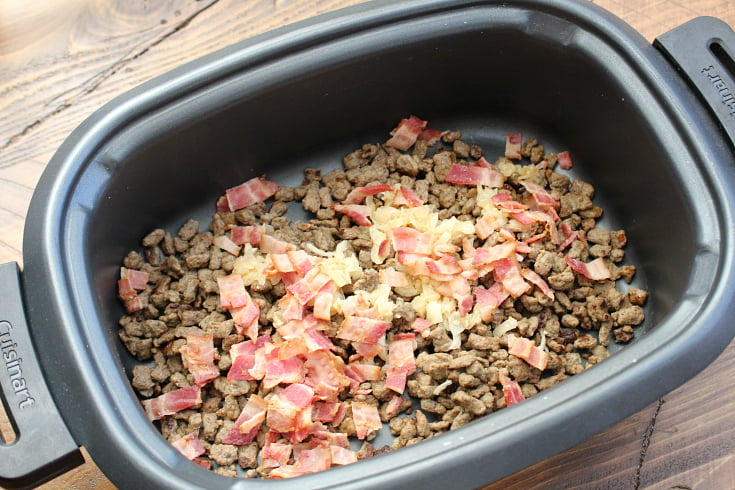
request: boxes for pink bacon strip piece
[565,257,611,280]
[142,385,202,421]
[343,184,394,204]
[351,402,382,440]
[225,176,279,211]
[445,163,504,188]
[505,133,522,160]
[171,432,206,460]
[331,204,373,226]
[385,115,428,151]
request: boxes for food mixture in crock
[116,116,647,478]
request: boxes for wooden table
[1,1,734,488]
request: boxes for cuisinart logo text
[701,65,735,116]
[0,320,35,409]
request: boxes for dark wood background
[1,1,734,488]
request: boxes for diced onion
[493,317,519,338]
[539,328,548,352]
[433,379,453,396]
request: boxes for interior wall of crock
[85,20,694,370]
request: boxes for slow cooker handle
[655,16,735,146]
[0,262,83,489]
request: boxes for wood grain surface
[1,1,734,489]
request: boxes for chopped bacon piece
[260,443,293,469]
[505,133,522,159]
[304,350,350,401]
[458,294,475,317]
[491,191,513,203]
[213,235,241,256]
[426,255,462,276]
[283,408,314,444]
[180,334,220,387]
[216,195,229,213]
[557,150,573,169]
[377,238,392,260]
[493,257,531,298]
[494,197,528,213]
[507,210,537,227]
[294,446,332,474]
[462,236,477,258]
[445,163,504,188]
[410,317,434,333]
[330,445,358,466]
[515,241,532,254]
[142,386,201,421]
[500,373,525,407]
[228,335,270,381]
[230,300,260,340]
[192,458,211,470]
[302,326,336,353]
[280,383,316,409]
[385,396,406,417]
[351,402,382,440]
[260,233,297,254]
[286,277,318,307]
[221,394,268,445]
[271,253,296,273]
[521,268,554,300]
[393,185,423,207]
[565,257,611,280]
[287,250,315,276]
[120,267,149,290]
[287,269,333,306]
[229,225,262,246]
[286,280,319,306]
[342,366,362,393]
[352,341,385,360]
[474,283,509,322]
[397,253,429,275]
[343,184,393,204]
[217,274,248,308]
[225,176,279,211]
[268,465,302,479]
[313,401,345,424]
[508,335,550,371]
[557,222,588,252]
[337,316,390,344]
[269,446,333,478]
[331,204,373,226]
[385,334,416,394]
[391,227,434,255]
[557,229,578,252]
[278,337,308,360]
[537,211,564,245]
[474,214,498,240]
[472,241,517,266]
[266,384,315,437]
[385,115,427,151]
[418,127,442,145]
[117,278,144,313]
[278,294,306,321]
[313,291,333,321]
[474,156,492,168]
[172,432,206,460]
[345,363,382,382]
[432,276,473,315]
[263,347,305,389]
[521,180,558,208]
[378,268,411,288]
[339,293,372,318]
